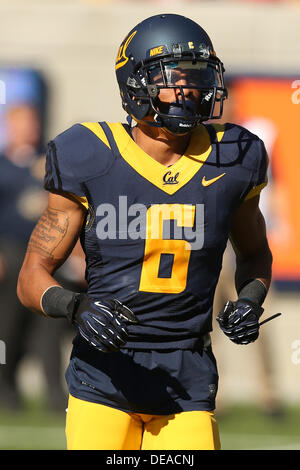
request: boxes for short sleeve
[44,137,84,197]
[244,138,269,201]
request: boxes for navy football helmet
[115,14,227,134]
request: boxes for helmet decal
[115,31,137,70]
[147,45,169,58]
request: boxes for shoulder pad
[44,122,115,196]
[204,122,268,201]
[206,122,266,171]
[44,122,115,197]
[55,122,114,181]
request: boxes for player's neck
[132,123,191,167]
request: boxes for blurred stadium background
[0,0,300,450]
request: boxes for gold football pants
[65,394,221,450]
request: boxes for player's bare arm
[17,191,137,352]
[17,191,86,315]
[216,194,274,345]
[229,194,272,294]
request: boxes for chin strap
[127,111,198,136]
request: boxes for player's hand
[216,299,263,345]
[69,295,138,353]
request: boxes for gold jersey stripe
[211,123,226,143]
[244,181,268,201]
[106,122,213,195]
[80,122,111,149]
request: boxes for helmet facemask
[125,54,227,134]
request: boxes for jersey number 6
[139,204,196,294]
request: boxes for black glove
[41,286,138,353]
[69,295,138,352]
[216,299,263,345]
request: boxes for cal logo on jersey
[147,45,168,58]
[163,171,179,185]
[115,31,137,70]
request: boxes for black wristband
[41,286,79,320]
[238,279,267,306]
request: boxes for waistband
[119,332,212,351]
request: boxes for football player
[17,14,274,450]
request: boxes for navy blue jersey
[44,121,268,350]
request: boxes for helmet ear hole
[122,88,151,120]
[147,85,159,99]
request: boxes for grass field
[0,400,300,450]
[217,405,300,450]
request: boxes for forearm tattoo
[28,208,69,258]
